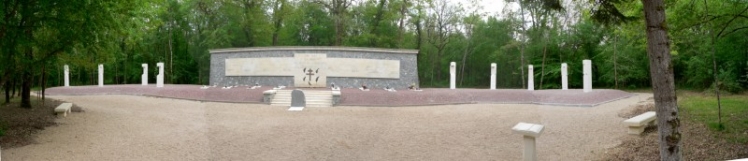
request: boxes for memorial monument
[98,64,104,87]
[64,65,70,87]
[527,65,534,91]
[450,62,456,89]
[142,63,148,86]
[583,59,592,92]
[561,63,568,90]
[490,63,496,90]
[157,62,164,87]
[209,47,419,88]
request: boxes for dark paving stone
[46,85,633,107]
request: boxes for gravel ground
[2,93,652,160]
[46,85,633,107]
[338,88,633,107]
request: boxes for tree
[313,0,355,46]
[642,0,681,159]
[425,0,460,85]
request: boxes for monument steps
[271,90,333,108]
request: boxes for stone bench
[623,111,656,135]
[263,90,276,104]
[55,103,73,117]
[332,91,341,106]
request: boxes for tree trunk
[397,0,407,48]
[4,81,9,104]
[21,69,31,108]
[539,40,548,89]
[42,64,46,100]
[459,41,470,86]
[642,0,681,160]
[614,34,618,89]
[272,0,286,46]
[10,76,21,98]
[520,45,526,89]
[369,0,387,47]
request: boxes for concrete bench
[263,90,277,104]
[55,103,73,117]
[623,111,656,135]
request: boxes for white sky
[451,0,526,19]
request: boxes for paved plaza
[5,86,650,160]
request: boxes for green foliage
[679,91,748,143]
[0,0,746,98]
[0,120,7,137]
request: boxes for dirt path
[2,93,651,160]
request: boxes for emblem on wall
[302,67,320,86]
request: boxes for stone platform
[45,85,634,107]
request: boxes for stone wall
[210,47,419,88]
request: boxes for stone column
[64,65,70,87]
[561,63,568,90]
[98,64,104,87]
[512,122,545,161]
[450,62,456,89]
[527,65,534,91]
[141,63,148,86]
[583,59,592,92]
[490,63,497,90]
[157,62,164,87]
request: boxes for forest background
[2,0,748,104]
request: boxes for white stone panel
[224,56,401,79]
[561,63,568,90]
[583,59,592,92]
[157,62,164,87]
[490,63,496,90]
[225,58,297,76]
[528,65,534,91]
[326,58,399,79]
[294,54,327,87]
[98,64,103,87]
[64,65,69,87]
[450,62,456,89]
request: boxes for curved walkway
[46,85,633,107]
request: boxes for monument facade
[209,47,419,88]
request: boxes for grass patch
[679,91,748,143]
[0,120,7,136]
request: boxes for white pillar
[450,62,456,89]
[583,60,592,92]
[490,63,497,90]
[141,63,148,86]
[98,64,104,87]
[561,63,568,90]
[512,122,545,161]
[64,65,70,87]
[157,62,164,88]
[527,65,534,91]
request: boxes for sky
[455,0,521,18]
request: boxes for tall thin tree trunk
[520,45,526,89]
[614,34,618,89]
[169,33,173,84]
[42,63,46,100]
[4,81,9,103]
[21,68,31,108]
[539,40,548,89]
[397,0,407,48]
[11,76,17,98]
[703,0,723,127]
[459,41,470,86]
[710,33,723,126]
[642,0,681,160]
[21,49,33,108]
